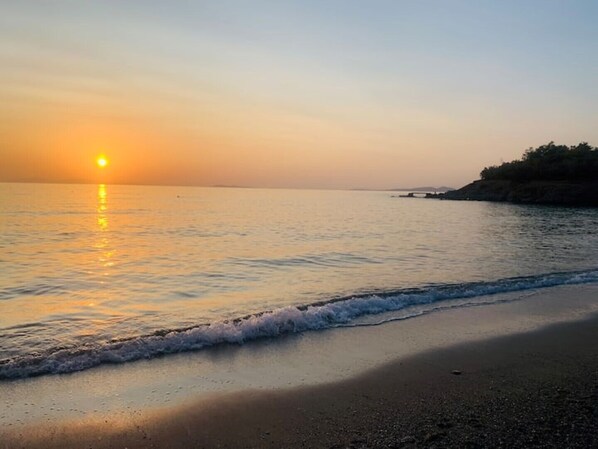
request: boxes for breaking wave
[1,269,597,380]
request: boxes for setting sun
[96,156,109,168]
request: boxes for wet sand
[2,285,598,448]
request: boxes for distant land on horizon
[210,185,458,192]
[388,186,456,193]
[0,181,459,192]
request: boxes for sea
[2,182,598,380]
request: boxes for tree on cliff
[480,142,598,182]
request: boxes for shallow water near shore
[2,183,598,378]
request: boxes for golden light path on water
[96,184,112,266]
[92,184,114,310]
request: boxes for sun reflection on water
[95,184,114,271]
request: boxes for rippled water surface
[1,183,598,376]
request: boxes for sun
[96,155,109,168]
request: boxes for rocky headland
[442,142,598,206]
[443,179,598,206]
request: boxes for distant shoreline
[387,186,455,193]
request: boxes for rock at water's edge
[442,180,598,207]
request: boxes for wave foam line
[1,269,597,380]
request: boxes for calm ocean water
[1,183,598,378]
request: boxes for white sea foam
[1,269,597,379]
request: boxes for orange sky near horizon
[1,84,491,189]
[1,2,597,189]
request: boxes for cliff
[442,180,598,207]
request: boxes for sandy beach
[2,284,598,448]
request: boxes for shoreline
[441,179,598,207]
[2,284,598,448]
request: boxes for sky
[1,1,597,189]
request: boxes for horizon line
[0,180,459,192]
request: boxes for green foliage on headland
[480,142,598,182]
